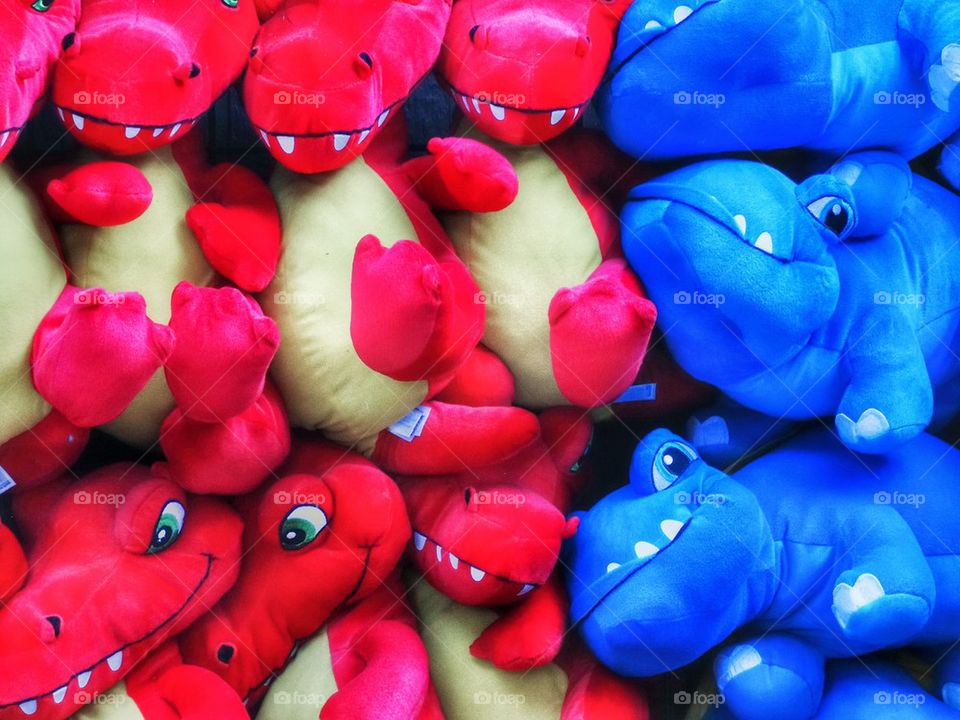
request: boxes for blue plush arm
[686,397,801,468]
[825,152,912,238]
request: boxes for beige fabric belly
[443,131,600,408]
[0,166,63,443]
[69,681,144,720]
[262,161,428,451]
[256,630,339,720]
[410,580,568,720]
[59,146,214,447]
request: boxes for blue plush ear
[824,151,912,238]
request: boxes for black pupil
[663,448,692,477]
[153,526,171,547]
[360,52,373,67]
[824,203,848,235]
[284,528,306,547]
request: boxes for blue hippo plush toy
[565,427,960,720]
[620,152,960,453]
[601,0,960,160]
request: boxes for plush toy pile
[2,0,960,718]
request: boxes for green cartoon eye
[221,0,238,8]
[148,501,186,554]
[279,505,328,550]
[31,0,54,12]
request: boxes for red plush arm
[403,137,518,213]
[185,163,281,292]
[131,664,248,720]
[470,575,568,671]
[0,522,27,602]
[42,161,153,226]
[372,402,539,475]
[432,345,516,408]
[321,621,431,720]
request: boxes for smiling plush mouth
[445,84,586,128]
[256,101,400,156]
[608,3,708,77]
[602,510,691,575]
[0,553,214,716]
[56,106,199,141]
[412,530,537,597]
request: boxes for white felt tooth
[57,107,65,120]
[77,670,91,689]
[634,541,659,559]
[18,700,37,716]
[448,553,460,569]
[606,562,621,573]
[107,650,123,672]
[276,135,295,154]
[461,95,472,113]
[72,114,85,130]
[124,126,141,139]
[572,106,580,119]
[435,545,443,562]
[169,123,182,137]
[333,133,350,151]
[470,566,485,582]
[674,5,693,23]
[754,231,774,255]
[153,127,164,137]
[358,129,370,143]
[413,532,426,551]
[645,20,663,30]
[0,132,8,149]
[550,109,566,126]
[472,97,482,114]
[377,109,389,127]
[52,686,67,704]
[489,104,505,121]
[259,130,269,145]
[661,519,685,541]
[733,214,747,235]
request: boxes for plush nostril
[173,62,201,83]
[15,61,40,81]
[575,35,591,57]
[469,24,480,44]
[217,644,235,664]
[61,33,76,51]
[353,52,374,78]
[45,615,62,640]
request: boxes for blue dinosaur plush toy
[565,427,960,720]
[601,0,960,161]
[620,152,960,453]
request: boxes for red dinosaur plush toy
[0,0,79,162]
[179,439,411,706]
[245,0,451,173]
[51,0,258,154]
[438,0,630,145]
[0,464,243,720]
[254,573,444,720]
[35,129,289,494]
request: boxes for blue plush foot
[944,682,960,710]
[930,45,960,111]
[715,644,821,720]
[835,408,891,451]
[832,573,930,646]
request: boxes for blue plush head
[565,429,775,677]
[620,160,849,384]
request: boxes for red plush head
[52,0,258,154]
[244,0,450,173]
[0,0,80,163]
[438,0,628,144]
[399,408,590,606]
[0,465,242,720]
[179,443,410,703]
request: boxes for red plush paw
[32,286,174,427]
[549,266,657,407]
[427,137,518,212]
[164,282,279,423]
[470,609,563,672]
[46,161,153,226]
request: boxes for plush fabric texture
[179,440,410,706]
[410,579,649,720]
[0,410,89,488]
[0,465,243,720]
[51,0,258,154]
[602,0,960,161]
[621,153,960,453]
[566,427,960,719]
[437,128,657,409]
[438,0,629,144]
[0,0,79,163]
[260,116,496,454]
[246,0,450,173]
[256,574,443,720]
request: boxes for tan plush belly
[444,139,601,408]
[262,162,428,450]
[0,167,64,443]
[59,147,214,447]
[256,630,339,720]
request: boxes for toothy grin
[446,86,586,126]
[56,106,198,141]
[412,530,536,596]
[604,513,692,574]
[256,103,399,156]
